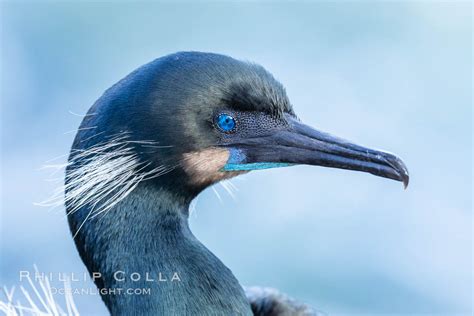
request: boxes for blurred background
[0,1,471,315]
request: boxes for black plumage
[65,52,408,315]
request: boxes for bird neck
[70,182,252,315]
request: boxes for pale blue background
[0,2,472,315]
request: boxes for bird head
[68,52,408,211]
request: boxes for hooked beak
[221,115,409,188]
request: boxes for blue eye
[216,113,236,132]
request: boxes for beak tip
[400,162,409,190]
[387,154,409,190]
[403,175,409,189]
[398,165,409,190]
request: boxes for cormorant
[65,52,409,315]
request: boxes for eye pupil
[216,114,236,132]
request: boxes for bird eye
[216,113,236,133]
